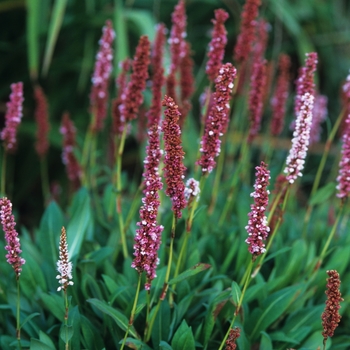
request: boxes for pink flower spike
[34,85,50,158]
[336,113,350,200]
[0,197,25,279]
[60,112,82,190]
[119,36,151,124]
[206,9,229,82]
[234,0,261,64]
[90,20,115,132]
[198,63,237,174]
[1,82,24,153]
[245,161,270,257]
[132,121,164,290]
[162,96,187,219]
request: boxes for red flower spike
[1,82,24,153]
[234,0,261,64]
[206,9,229,82]
[162,96,187,219]
[119,36,151,124]
[34,85,50,158]
[225,327,240,350]
[321,270,343,343]
[198,63,237,174]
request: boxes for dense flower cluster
[34,85,50,158]
[162,96,187,219]
[253,19,269,60]
[119,36,150,123]
[233,0,261,64]
[294,52,318,116]
[309,94,327,145]
[270,54,291,136]
[57,227,74,292]
[198,63,236,174]
[248,59,267,142]
[225,327,240,350]
[245,161,270,257]
[321,270,343,343]
[0,197,25,279]
[184,178,200,203]
[284,92,314,183]
[90,20,115,132]
[132,123,163,290]
[112,59,131,136]
[60,112,82,190]
[1,82,24,153]
[336,113,350,200]
[206,9,229,82]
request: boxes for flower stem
[218,259,253,350]
[16,279,22,350]
[121,274,142,350]
[1,149,7,196]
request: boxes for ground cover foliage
[0,0,350,349]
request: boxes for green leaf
[168,263,211,285]
[114,0,129,73]
[30,338,56,350]
[67,187,92,260]
[87,298,139,339]
[42,0,69,76]
[60,325,74,343]
[69,306,81,349]
[259,332,273,350]
[159,341,173,350]
[81,315,104,350]
[151,299,171,350]
[251,285,300,339]
[40,292,65,320]
[38,200,64,266]
[20,312,40,329]
[310,182,336,206]
[230,281,241,305]
[171,320,195,350]
[39,331,56,348]
[124,9,156,42]
[301,331,330,349]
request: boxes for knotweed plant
[1,1,350,349]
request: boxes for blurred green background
[0,0,350,227]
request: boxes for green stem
[1,149,7,196]
[16,279,22,350]
[116,128,128,259]
[303,107,345,236]
[218,259,253,350]
[40,156,50,205]
[145,298,161,342]
[121,274,142,350]
[64,289,69,350]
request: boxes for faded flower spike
[321,270,343,344]
[225,327,240,350]
[162,96,187,219]
[1,82,24,153]
[57,227,73,292]
[90,20,115,132]
[0,197,25,279]
[245,161,270,257]
[184,178,200,203]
